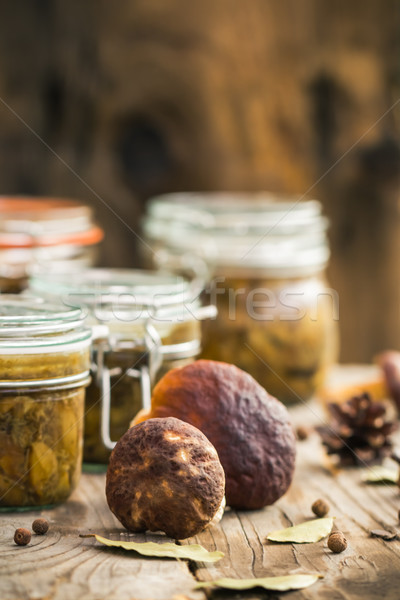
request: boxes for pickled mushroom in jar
[0,388,84,507]
[201,275,338,404]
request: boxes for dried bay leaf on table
[196,574,323,591]
[361,466,399,484]
[267,517,334,543]
[91,534,224,562]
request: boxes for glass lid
[0,295,91,351]
[0,197,104,248]
[144,192,330,274]
[29,268,195,307]
[0,295,82,324]
[0,197,91,229]
[146,192,327,233]
[28,268,206,327]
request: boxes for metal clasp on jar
[91,322,162,451]
[92,303,217,451]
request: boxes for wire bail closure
[96,321,163,451]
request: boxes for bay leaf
[267,517,333,543]
[92,534,224,563]
[361,467,398,484]
[196,573,322,591]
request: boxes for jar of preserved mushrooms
[0,296,91,508]
[0,197,103,293]
[144,192,339,404]
[29,268,215,464]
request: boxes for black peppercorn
[14,528,31,546]
[32,518,49,535]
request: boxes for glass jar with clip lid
[29,268,216,464]
[0,197,103,293]
[144,192,339,405]
[0,296,91,508]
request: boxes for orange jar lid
[0,197,104,248]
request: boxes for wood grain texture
[0,1,399,360]
[192,401,400,600]
[1,368,400,599]
[0,475,203,600]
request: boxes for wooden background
[0,0,399,362]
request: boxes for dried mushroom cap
[377,351,400,412]
[106,417,225,540]
[141,360,296,509]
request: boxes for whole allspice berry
[32,518,49,535]
[328,531,347,553]
[296,426,309,441]
[14,528,31,546]
[312,498,330,518]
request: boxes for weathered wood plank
[1,370,400,599]
[191,400,400,599]
[0,474,204,600]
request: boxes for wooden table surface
[1,367,400,600]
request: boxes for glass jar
[0,197,104,293]
[29,269,215,464]
[143,192,339,404]
[0,296,91,508]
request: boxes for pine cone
[317,393,397,466]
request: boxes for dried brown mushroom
[106,417,225,540]
[133,360,296,510]
[377,351,400,413]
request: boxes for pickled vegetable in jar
[0,296,91,508]
[201,272,338,404]
[0,197,103,293]
[29,269,215,463]
[143,193,339,404]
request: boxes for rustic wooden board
[192,413,400,600]
[0,474,204,600]
[1,385,400,599]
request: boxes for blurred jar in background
[0,197,103,293]
[29,268,215,464]
[143,193,339,404]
